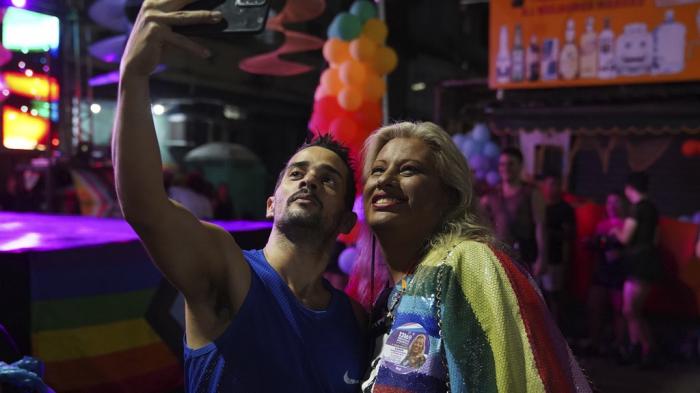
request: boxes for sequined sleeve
[438,241,592,393]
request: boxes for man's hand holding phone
[121,0,221,80]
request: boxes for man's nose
[300,171,319,190]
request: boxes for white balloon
[693,211,700,225]
[484,142,500,158]
[486,170,500,186]
[472,123,491,142]
[452,133,466,147]
[338,246,358,275]
[352,195,364,222]
[461,138,477,158]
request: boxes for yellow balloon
[320,68,343,95]
[338,86,363,111]
[373,46,398,75]
[349,36,377,62]
[323,38,351,65]
[362,18,388,45]
[339,60,367,86]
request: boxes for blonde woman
[356,122,591,393]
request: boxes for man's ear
[339,211,358,234]
[265,196,275,219]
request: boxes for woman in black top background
[610,172,663,366]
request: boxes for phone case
[176,0,270,36]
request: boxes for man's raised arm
[112,0,249,305]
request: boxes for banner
[489,0,700,89]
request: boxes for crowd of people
[477,151,666,368]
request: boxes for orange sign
[489,0,700,89]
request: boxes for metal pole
[377,0,389,125]
[69,3,83,148]
[85,22,96,150]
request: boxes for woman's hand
[120,0,222,79]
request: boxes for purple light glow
[0,212,272,253]
[11,0,26,8]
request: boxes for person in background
[540,174,576,326]
[213,183,235,220]
[0,174,22,212]
[585,193,628,357]
[481,148,548,277]
[610,172,663,367]
[167,172,214,219]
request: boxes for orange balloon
[338,86,363,111]
[373,46,398,75]
[363,71,386,102]
[320,68,343,95]
[322,38,351,66]
[362,18,388,45]
[339,59,367,86]
[349,36,377,62]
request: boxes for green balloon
[350,1,377,24]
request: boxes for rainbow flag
[29,242,183,392]
[70,169,119,218]
[370,240,591,393]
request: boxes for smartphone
[176,0,270,36]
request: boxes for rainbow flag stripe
[372,240,591,393]
[29,242,183,392]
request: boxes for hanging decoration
[239,0,326,76]
[308,0,397,173]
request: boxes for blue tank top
[184,249,367,392]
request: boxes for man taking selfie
[112,1,367,391]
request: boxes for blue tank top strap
[184,249,366,393]
[244,248,341,318]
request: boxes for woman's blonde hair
[362,121,494,248]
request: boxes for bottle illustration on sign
[526,35,540,82]
[541,38,559,81]
[580,17,597,78]
[496,25,511,83]
[511,25,525,82]
[598,17,616,79]
[616,23,653,76]
[559,18,579,80]
[653,10,686,74]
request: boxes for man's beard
[276,207,322,230]
[274,191,338,243]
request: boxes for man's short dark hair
[501,147,523,163]
[275,134,356,212]
[626,172,649,193]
